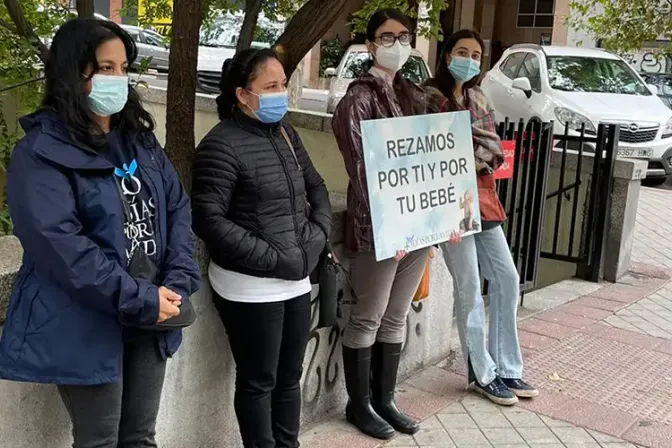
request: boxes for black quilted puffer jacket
[191,109,332,281]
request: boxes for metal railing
[484,119,619,305]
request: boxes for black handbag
[114,179,196,331]
[314,242,347,329]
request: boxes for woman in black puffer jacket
[191,48,332,448]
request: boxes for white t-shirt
[208,261,312,303]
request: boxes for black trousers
[57,336,166,448]
[213,291,312,448]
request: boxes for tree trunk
[3,0,50,63]
[164,0,202,189]
[76,0,95,18]
[236,0,262,52]
[274,0,349,76]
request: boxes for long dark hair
[43,18,155,150]
[366,9,425,116]
[426,29,485,112]
[216,48,280,120]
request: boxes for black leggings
[213,291,312,448]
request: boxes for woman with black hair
[425,29,538,406]
[191,49,331,448]
[332,8,460,440]
[0,18,201,447]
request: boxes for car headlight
[662,117,672,139]
[554,107,596,134]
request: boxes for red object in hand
[495,140,515,180]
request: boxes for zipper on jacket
[270,135,309,278]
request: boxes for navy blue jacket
[0,111,201,385]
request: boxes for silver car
[121,25,170,71]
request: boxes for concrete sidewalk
[299,187,672,448]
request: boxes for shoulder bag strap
[279,125,302,171]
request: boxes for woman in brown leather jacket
[425,29,539,406]
[332,8,459,441]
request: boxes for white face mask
[374,41,412,73]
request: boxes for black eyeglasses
[375,33,413,48]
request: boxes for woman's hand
[447,231,463,244]
[158,286,181,323]
[394,250,407,261]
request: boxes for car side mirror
[512,77,533,99]
[647,83,659,95]
[325,67,337,78]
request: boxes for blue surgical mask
[248,91,289,123]
[87,74,129,117]
[448,56,481,82]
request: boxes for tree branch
[236,0,262,52]
[0,18,17,34]
[76,0,95,19]
[274,0,349,76]
[3,0,50,63]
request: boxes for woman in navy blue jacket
[0,18,200,447]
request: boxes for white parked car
[324,44,431,113]
[481,44,672,183]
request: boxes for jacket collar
[231,107,281,137]
[21,110,150,171]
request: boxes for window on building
[517,0,555,28]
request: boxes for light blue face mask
[448,56,481,82]
[248,91,289,123]
[87,74,129,117]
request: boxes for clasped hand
[158,286,181,323]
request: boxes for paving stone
[588,429,628,443]
[438,403,467,414]
[502,409,546,428]
[412,427,455,447]
[539,415,574,427]
[481,428,525,445]
[551,427,598,444]
[385,433,418,446]
[471,411,512,429]
[445,428,490,447]
[517,426,562,444]
[436,413,478,430]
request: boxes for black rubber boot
[342,346,396,440]
[371,342,420,435]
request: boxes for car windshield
[547,56,650,95]
[642,74,672,96]
[341,52,429,84]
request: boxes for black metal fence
[487,119,619,304]
[539,123,619,282]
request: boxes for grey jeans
[57,336,167,448]
[343,248,429,349]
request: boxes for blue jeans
[441,225,523,386]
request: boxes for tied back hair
[216,48,279,120]
[425,29,485,112]
[43,18,155,151]
[366,9,426,116]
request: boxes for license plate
[617,148,652,158]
